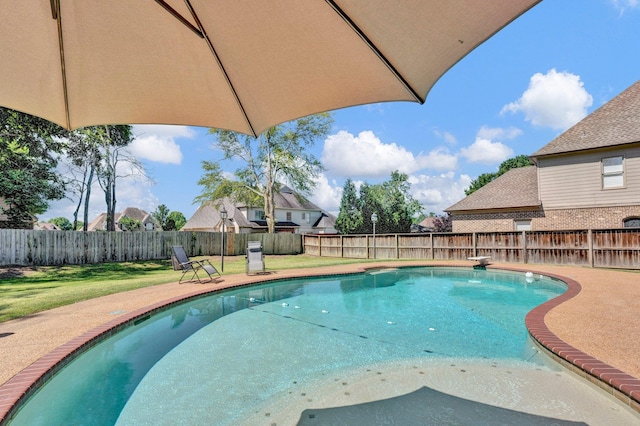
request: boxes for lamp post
[220,206,227,272]
[371,212,378,259]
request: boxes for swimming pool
[6,267,640,425]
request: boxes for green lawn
[0,255,378,323]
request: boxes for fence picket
[1,229,639,270]
[0,230,303,266]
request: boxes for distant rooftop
[446,166,540,212]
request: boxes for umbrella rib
[50,0,71,129]
[325,0,424,104]
[154,0,204,38]
[161,0,257,137]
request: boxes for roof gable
[532,80,640,157]
[446,166,540,212]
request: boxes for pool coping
[518,269,640,413]
[1,264,639,423]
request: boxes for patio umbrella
[1,1,539,136]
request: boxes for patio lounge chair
[246,241,266,275]
[172,245,221,284]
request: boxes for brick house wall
[451,205,640,232]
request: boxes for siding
[538,146,640,209]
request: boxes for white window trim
[602,155,624,189]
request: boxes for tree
[167,211,186,230]
[64,128,103,231]
[465,155,533,195]
[91,126,147,232]
[152,204,171,229]
[118,216,142,231]
[49,217,73,231]
[380,171,421,233]
[335,171,422,234]
[432,213,452,232]
[335,179,363,234]
[0,108,68,228]
[152,204,186,230]
[63,125,147,232]
[196,113,333,233]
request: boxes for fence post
[472,232,477,257]
[340,235,344,258]
[522,231,527,264]
[430,233,434,260]
[395,234,399,259]
[588,229,594,267]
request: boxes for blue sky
[43,0,640,223]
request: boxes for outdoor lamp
[371,213,378,259]
[220,207,227,271]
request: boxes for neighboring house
[411,216,437,232]
[87,207,161,231]
[34,222,61,231]
[183,186,337,234]
[446,80,640,232]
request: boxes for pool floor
[259,358,640,425]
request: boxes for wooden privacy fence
[0,230,303,266]
[304,228,640,270]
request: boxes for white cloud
[408,172,472,214]
[442,131,457,145]
[434,129,457,145]
[416,148,458,171]
[476,126,522,141]
[459,138,514,165]
[610,0,639,14]
[363,103,385,113]
[308,174,343,215]
[321,130,457,178]
[501,69,593,130]
[130,125,197,164]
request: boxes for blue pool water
[8,267,567,425]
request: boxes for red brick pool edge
[523,271,640,413]
[1,263,639,424]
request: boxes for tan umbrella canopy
[1,0,539,136]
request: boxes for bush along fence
[303,228,640,270]
[0,230,303,266]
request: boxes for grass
[0,255,380,323]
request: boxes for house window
[514,220,531,231]
[602,156,624,189]
[286,212,292,221]
[623,217,640,228]
[254,210,265,220]
[145,222,154,231]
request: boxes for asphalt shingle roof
[446,166,540,212]
[182,199,256,230]
[532,80,640,157]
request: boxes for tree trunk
[73,167,88,231]
[264,184,275,233]
[82,165,95,231]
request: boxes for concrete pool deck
[1,261,639,422]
